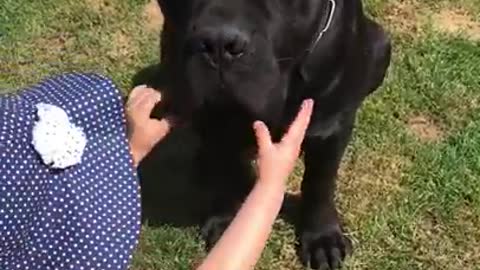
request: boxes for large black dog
[155,0,391,269]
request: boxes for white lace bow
[32,103,87,169]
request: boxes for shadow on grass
[137,128,211,228]
[131,63,301,229]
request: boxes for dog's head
[158,0,332,123]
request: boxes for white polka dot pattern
[0,73,141,270]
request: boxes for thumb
[148,118,172,136]
[253,121,272,150]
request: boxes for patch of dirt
[413,215,456,268]
[35,33,73,53]
[85,0,115,14]
[383,0,426,35]
[143,0,164,32]
[337,148,411,222]
[24,33,75,68]
[413,209,480,269]
[108,31,135,59]
[407,115,444,142]
[433,9,480,41]
[381,1,480,40]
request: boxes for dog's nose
[190,26,249,65]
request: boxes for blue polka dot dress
[0,73,141,270]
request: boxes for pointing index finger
[282,99,314,144]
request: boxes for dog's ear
[363,17,392,94]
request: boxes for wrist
[129,141,145,168]
[257,170,290,188]
[255,176,287,195]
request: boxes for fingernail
[253,121,263,130]
[133,85,148,92]
[303,99,314,108]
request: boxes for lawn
[1,0,480,269]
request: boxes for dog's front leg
[197,146,256,249]
[299,122,353,270]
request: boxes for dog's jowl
[156,0,391,269]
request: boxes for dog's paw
[299,224,352,269]
[200,215,233,249]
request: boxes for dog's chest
[282,83,348,140]
[305,111,343,139]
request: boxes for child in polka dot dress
[0,73,314,270]
[0,73,171,270]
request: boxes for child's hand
[126,85,173,167]
[253,99,314,187]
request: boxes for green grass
[2,0,480,269]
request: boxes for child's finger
[282,99,314,144]
[150,118,172,139]
[253,121,273,150]
[127,85,149,106]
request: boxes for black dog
[155,0,391,269]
